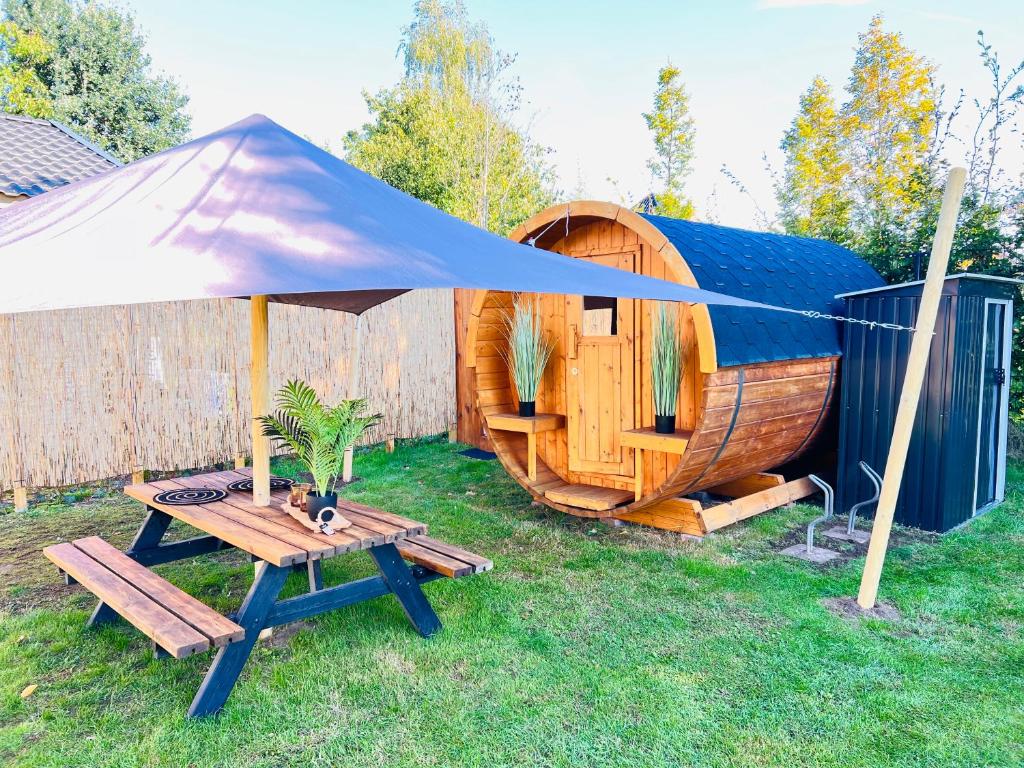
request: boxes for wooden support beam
[385,434,395,453]
[699,477,816,533]
[131,467,146,486]
[616,497,704,535]
[707,473,785,498]
[250,296,271,507]
[233,455,247,470]
[858,167,966,610]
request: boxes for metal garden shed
[837,274,1020,532]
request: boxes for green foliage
[2,0,191,161]
[258,380,381,497]
[651,303,684,417]
[500,297,552,404]
[643,64,696,218]
[0,19,51,116]
[5,442,1024,766]
[344,0,554,234]
[777,76,852,244]
[843,15,936,236]
[776,17,1024,420]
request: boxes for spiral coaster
[152,488,227,506]
[226,476,294,493]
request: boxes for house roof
[0,113,120,198]
[640,214,885,367]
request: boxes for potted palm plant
[501,297,553,417]
[259,380,381,522]
[652,303,684,434]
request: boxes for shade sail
[0,114,792,316]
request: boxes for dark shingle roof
[0,113,119,197]
[640,214,885,367]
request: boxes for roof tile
[0,113,119,197]
[642,213,884,367]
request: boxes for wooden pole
[343,315,364,484]
[12,482,28,513]
[342,445,354,483]
[857,167,966,609]
[251,296,271,507]
[3,316,28,512]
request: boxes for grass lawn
[1,437,1022,767]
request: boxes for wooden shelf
[485,413,565,434]
[620,427,691,454]
[485,413,565,482]
[620,427,692,502]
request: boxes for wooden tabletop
[124,469,426,567]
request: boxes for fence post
[234,455,247,470]
[131,467,145,485]
[12,481,28,513]
[342,445,354,482]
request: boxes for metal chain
[799,310,918,333]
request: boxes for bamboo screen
[0,290,454,489]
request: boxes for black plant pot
[306,491,338,523]
[518,400,536,417]
[654,413,676,434]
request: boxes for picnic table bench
[43,468,491,717]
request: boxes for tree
[0,19,51,116]
[842,15,936,242]
[777,76,853,244]
[344,0,554,234]
[2,0,190,161]
[967,31,1024,204]
[643,64,695,219]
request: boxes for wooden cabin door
[564,249,636,476]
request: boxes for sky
[128,0,1023,230]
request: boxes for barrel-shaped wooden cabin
[461,202,884,534]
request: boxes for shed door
[565,250,636,476]
[975,299,1011,511]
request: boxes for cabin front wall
[470,216,837,517]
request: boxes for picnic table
[43,468,491,717]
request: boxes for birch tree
[345,0,554,234]
[642,64,696,219]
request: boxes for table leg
[369,543,442,638]
[307,559,323,592]
[188,561,289,718]
[129,507,173,552]
[89,507,174,627]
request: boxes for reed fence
[0,290,454,490]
